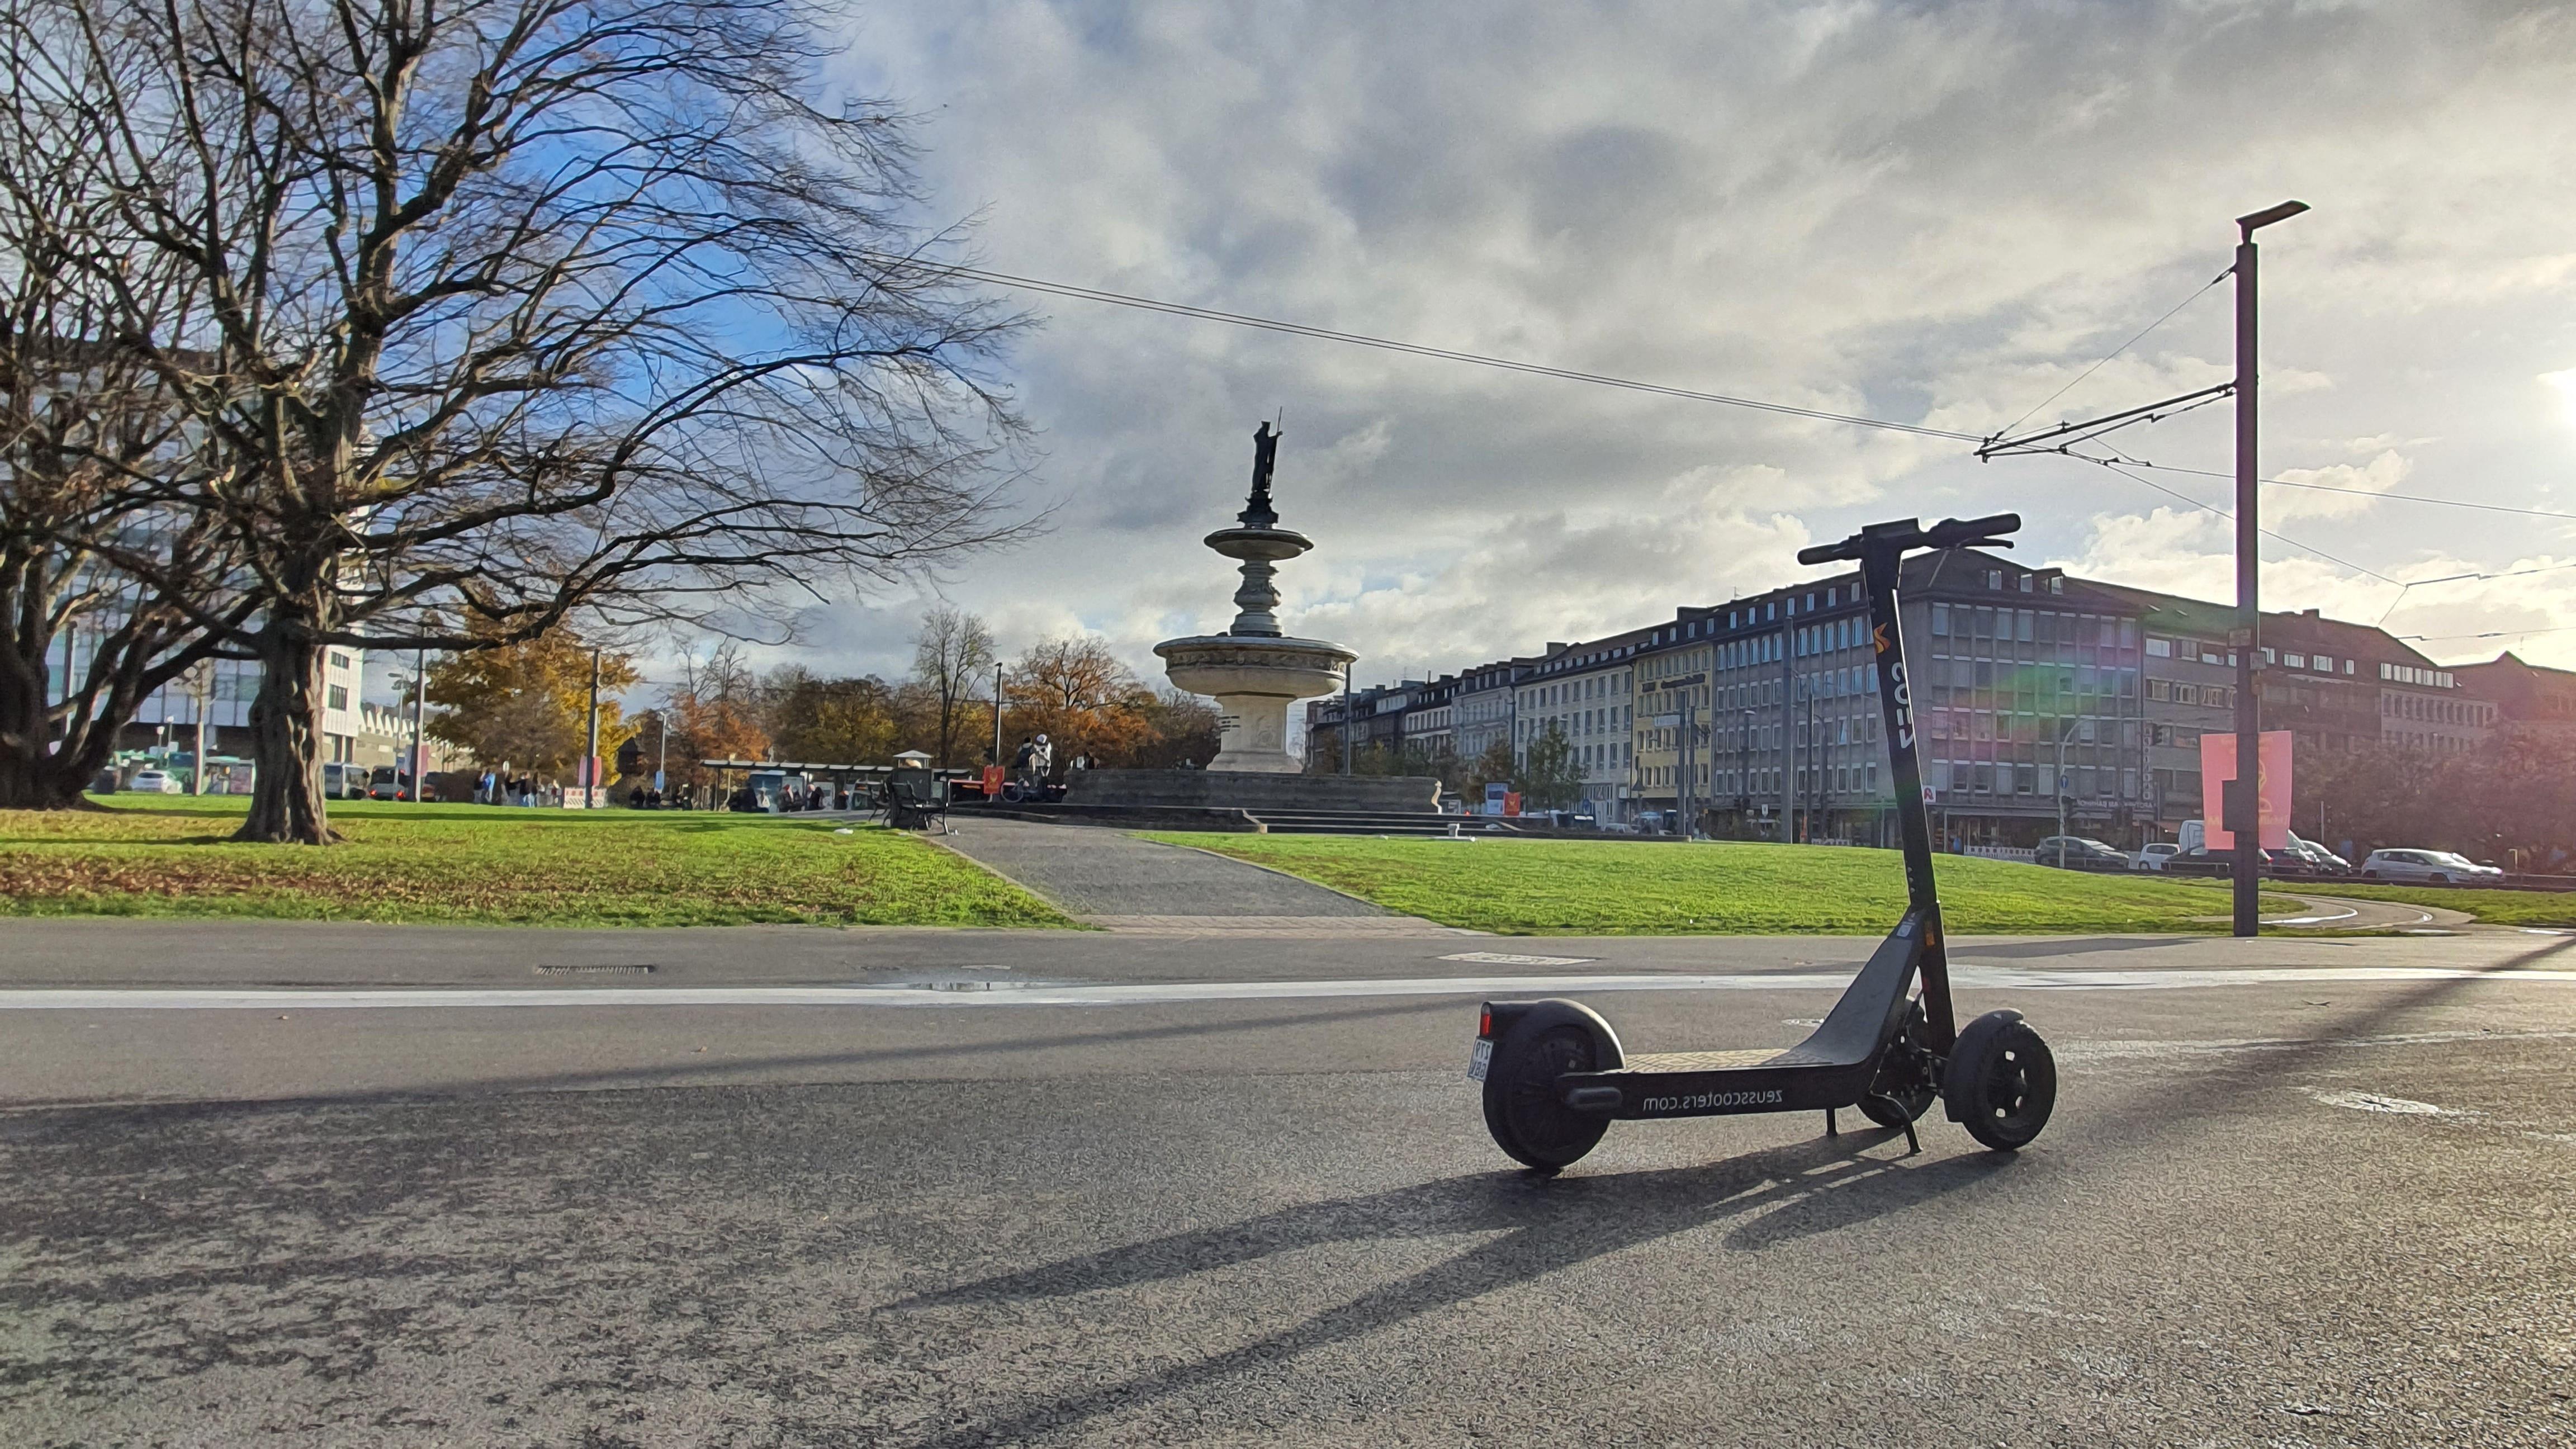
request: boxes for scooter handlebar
[1796,512,2023,566]
[1924,512,2023,550]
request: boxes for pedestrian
[1032,733,1053,780]
[1011,735,1037,786]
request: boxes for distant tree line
[422,607,1218,795]
[2296,730,2576,871]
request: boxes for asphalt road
[4,921,2573,1447]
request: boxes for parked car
[2036,835,2129,871]
[2358,849,2504,885]
[127,768,181,794]
[2281,832,2350,875]
[368,765,418,801]
[2132,841,2182,872]
[2172,846,2274,877]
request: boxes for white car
[2132,841,2181,872]
[127,768,181,794]
[2358,849,2503,885]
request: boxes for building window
[326,684,349,711]
[2146,637,2171,657]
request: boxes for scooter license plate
[1466,1038,1493,1082]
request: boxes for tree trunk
[0,592,116,811]
[236,622,335,843]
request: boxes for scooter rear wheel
[1483,1018,1611,1173]
[1944,1009,2057,1150]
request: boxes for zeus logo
[1887,660,1914,748]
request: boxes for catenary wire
[2091,460,2403,585]
[2113,461,2576,522]
[894,252,2555,616]
[923,252,2576,526]
[873,253,1987,443]
[2399,623,2576,643]
[1992,268,2233,438]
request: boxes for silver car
[2359,849,2503,885]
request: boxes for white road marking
[0,964,2572,1011]
[2265,906,2359,926]
[2301,1087,2456,1116]
[1438,951,1596,967]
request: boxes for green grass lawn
[0,797,1073,929]
[1144,832,2300,935]
[2297,881,2576,929]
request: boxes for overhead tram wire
[870,253,1985,443]
[887,251,2540,600]
[1991,268,2234,440]
[2112,461,2576,523]
[2090,458,2403,585]
[908,251,2576,525]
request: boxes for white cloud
[693,0,2576,690]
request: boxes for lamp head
[2237,200,2310,239]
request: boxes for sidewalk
[936,815,1465,935]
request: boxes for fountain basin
[1156,634,1355,773]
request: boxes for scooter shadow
[886,1131,2012,1448]
[902,1130,2005,1315]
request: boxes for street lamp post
[583,647,602,808]
[1738,707,1753,840]
[2231,200,2308,937]
[409,646,428,802]
[1341,663,1354,775]
[2054,717,2078,848]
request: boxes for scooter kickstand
[1825,1107,1838,1138]
[1902,1117,1921,1156]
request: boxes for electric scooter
[1467,514,2058,1171]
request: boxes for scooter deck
[1551,908,1929,1121]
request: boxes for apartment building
[2456,652,2576,738]
[1515,628,1649,822]
[59,637,367,765]
[1452,658,1536,764]
[1631,608,1722,825]
[1405,676,1459,760]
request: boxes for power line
[1992,268,2233,438]
[907,252,2576,527]
[898,250,2569,632]
[2090,458,2403,585]
[2400,622,2576,645]
[2116,461,2576,522]
[874,253,1986,443]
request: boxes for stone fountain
[1054,423,1438,817]
[1152,422,1355,773]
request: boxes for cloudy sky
[722,0,2576,695]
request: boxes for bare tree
[17,0,1034,840]
[911,605,995,768]
[0,51,253,808]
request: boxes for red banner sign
[2199,730,2292,850]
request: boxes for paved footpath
[936,815,1461,934]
